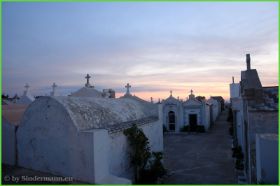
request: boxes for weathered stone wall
[248,111,278,183]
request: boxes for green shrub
[233,146,244,170]
[235,159,244,170]
[138,152,166,184]
[227,108,233,122]
[180,125,190,132]
[232,146,243,159]
[196,125,205,133]
[124,124,166,183]
[232,147,237,158]
[229,126,233,136]
[163,125,167,133]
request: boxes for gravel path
[162,110,237,184]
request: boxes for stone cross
[24,83,30,91]
[85,74,91,87]
[150,97,153,103]
[52,83,57,92]
[190,89,193,95]
[170,90,172,96]
[51,82,57,96]
[24,83,30,95]
[125,83,131,95]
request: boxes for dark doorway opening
[168,111,175,131]
[189,114,197,131]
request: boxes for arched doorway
[168,111,175,131]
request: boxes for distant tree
[196,96,206,102]
[2,94,9,99]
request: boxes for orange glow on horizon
[116,87,231,102]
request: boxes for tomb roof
[70,87,103,98]
[48,96,158,131]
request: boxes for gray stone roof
[54,96,158,131]
[70,87,103,98]
[119,94,156,112]
[162,95,180,105]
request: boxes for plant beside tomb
[180,125,190,132]
[196,125,205,133]
[227,107,233,122]
[163,125,167,133]
[227,108,234,136]
[232,146,244,170]
[124,124,166,184]
[235,159,244,170]
[180,125,205,133]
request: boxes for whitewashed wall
[204,104,211,131]
[256,134,278,184]
[231,98,245,151]
[17,98,95,183]
[2,119,17,166]
[230,83,240,98]
[209,99,219,121]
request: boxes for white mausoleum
[17,90,163,184]
[161,90,212,132]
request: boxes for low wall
[2,121,17,166]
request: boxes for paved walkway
[162,110,237,184]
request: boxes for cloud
[2,2,278,100]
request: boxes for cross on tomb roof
[52,82,57,90]
[170,90,173,96]
[24,83,30,91]
[125,83,131,95]
[23,83,30,96]
[85,74,91,87]
[51,82,58,96]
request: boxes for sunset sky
[3,2,278,101]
